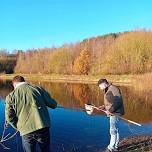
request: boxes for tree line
[1,30,152,75]
[14,32,118,74]
[0,50,17,74]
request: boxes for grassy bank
[1,73,152,87]
[0,73,135,85]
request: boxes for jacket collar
[15,82,27,89]
[104,84,112,93]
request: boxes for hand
[5,122,9,128]
[98,105,105,110]
[105,110,111,116]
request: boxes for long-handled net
[84,103,142,126]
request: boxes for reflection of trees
[32,81,74,107]
[1,80,152,123]
[31,82,102,109]
[71,84,91,107]
[71,84,104,108]
[0,80,13,99]
[31,82,104,109]
[88,85,103,107]
[121,86,152,123]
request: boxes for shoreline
[1,74,152,151]
[0,74,133,85]
[118,135,152,152]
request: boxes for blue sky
[0,0,152,51]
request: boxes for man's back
[5,83,57,136]
[104,84,125,115]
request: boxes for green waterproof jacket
[5,83,57,136]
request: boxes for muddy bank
[118,135,152,152]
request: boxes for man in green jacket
[5,75,57,152]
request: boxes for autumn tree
[73,50,91,75]
[100,31,152,74]
[13,30,152,75]
[49,47,74,74]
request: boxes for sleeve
[5,95,18,129]
[109,99,122,113]
[38,87,57,109]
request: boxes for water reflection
[32,81,152,123]
[0,80,152,152]
[0,80,152,123]
[0,80,13,99]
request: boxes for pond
[0,80,152,152]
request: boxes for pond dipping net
[84,103,152,152]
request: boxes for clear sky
[0,0,152,51]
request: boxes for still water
[0,80,152,152]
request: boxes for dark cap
[12,75,25,83]
[97,79,109,86]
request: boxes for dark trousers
[22,127,50,152]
